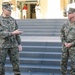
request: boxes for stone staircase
[5,19,71,75]
[17,19,67,36]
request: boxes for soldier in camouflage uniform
[60,7,75,75]
[0,3,22,75]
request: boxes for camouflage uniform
[60,20,75,75]
[0,5,21,75]
[0,16,21,75]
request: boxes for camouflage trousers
[60,47,75,75]
[0,47,21,75]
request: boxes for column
[0,0,2,15]
[60,0,68,10]
[40,0,47,18]
[27,4,30,18]
[11,0,17,18]
[11,0,17,11]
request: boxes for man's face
[68,13,75,22]
[3,8,11,16]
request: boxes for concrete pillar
[40,0,47,18]
[60,0,68,10]
[11,0,17,18]
[0,0,2,15]
[11,0,17,11]
[27,4,30,19]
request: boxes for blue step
[5,64,70,73]
[19,51,61,59]
[17,19,66,36]
[22,46,62,52]
[22,42,62,46]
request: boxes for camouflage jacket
[0,16,21,48]
[60,20,75,46]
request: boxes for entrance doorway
[17,1,36,19]
[30,4,36,18]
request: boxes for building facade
[0,0,75,19]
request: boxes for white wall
[46,0,63,19]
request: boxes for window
[70,0,72,3]
[69,0,75,3]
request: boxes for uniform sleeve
[0,16,12,38]
[70,31,75,46]
[60,24,66,44]
[15,21,21,45]
[0,25,12,38]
